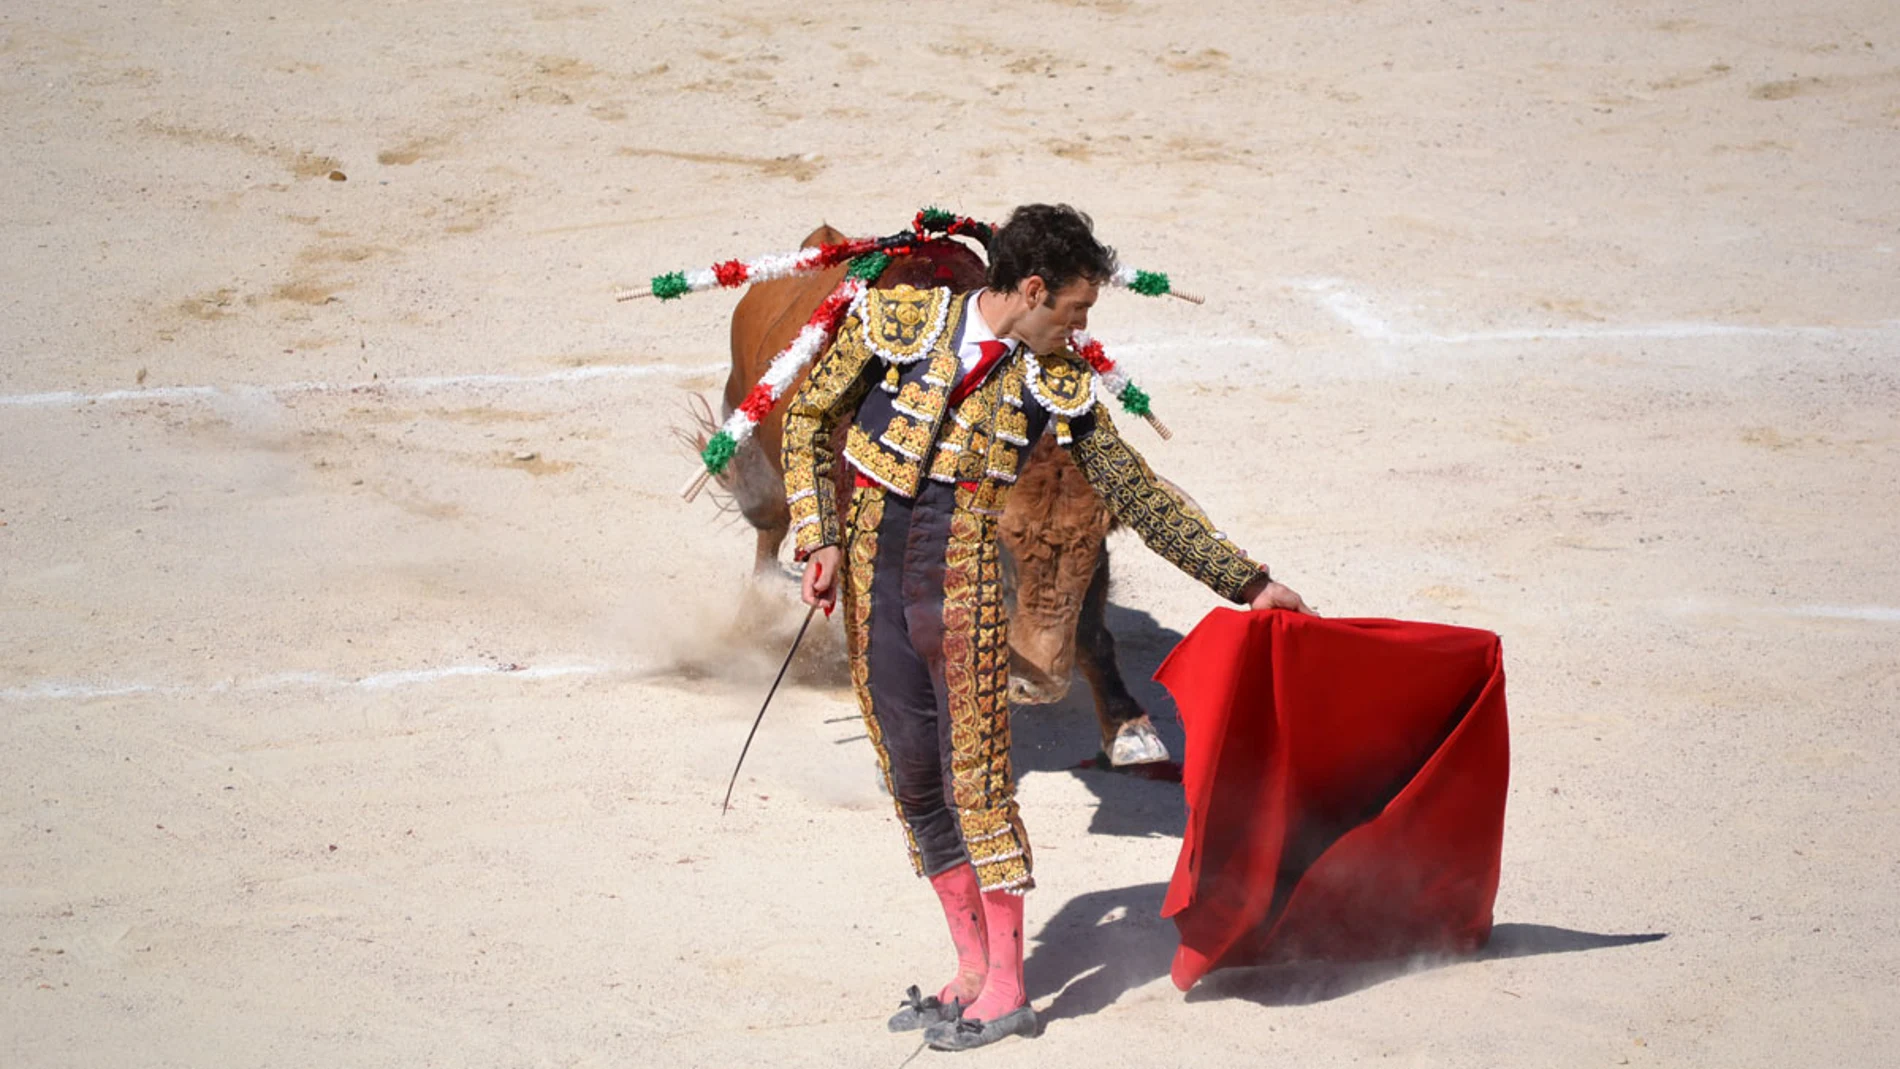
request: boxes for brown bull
[715,225,1168,764]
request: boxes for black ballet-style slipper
[886,985,961,1032]
[923,1004,1037,1051]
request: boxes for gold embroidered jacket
[782,285,1267,603]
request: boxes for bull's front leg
[1074,550,1171,766]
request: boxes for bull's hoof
[1108,717,1171,766]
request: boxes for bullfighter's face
[1014,276,1098,355]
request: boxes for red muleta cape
[1155,609,1510,990]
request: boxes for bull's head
[999,439,1114,706]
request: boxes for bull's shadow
[1025,880,1668,1024]
[1009,601,1188,839]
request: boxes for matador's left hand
[1250,580,1319,616]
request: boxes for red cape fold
[1154,609,1510,990]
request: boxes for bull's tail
[672,393,740,517]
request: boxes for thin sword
[721,561,831,815]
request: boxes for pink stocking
[928,864,988,1005]
[963,889,1027,1021]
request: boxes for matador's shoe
[923,1004,1038,1051]
[886,985,961,1032]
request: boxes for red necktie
[949,339,1010,406]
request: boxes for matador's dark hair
[985,203,1118,300]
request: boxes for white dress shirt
[956,289,1019,381]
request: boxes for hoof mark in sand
[1158,48,1228,72]
[517,85,574,106]
[1750,70,1900,101]
[271,277,347,306]
[377,136,453,166]
[1750,76,1827,100]
[137,120,342,179]
[177,288,240,320]
[1649,64,1731,92]
[1417,585,1477,609]
[498,452,574,476]
[531,4,604,21]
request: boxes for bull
[708,225,1170,766]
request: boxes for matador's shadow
[1009,602,1190,840]
[1025,880,1667,1023]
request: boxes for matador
[782,204,1314,1051]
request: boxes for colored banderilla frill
[634,209,1192,502]
[1110,265,1203,305]
[618,206,1202,304]
[678,261,879,503]
[616,236,893,303]
[1071,330,1172,440]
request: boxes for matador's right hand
[801,544,845,616]
[1250,579,1319,616]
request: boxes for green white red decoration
[1071,330,1171,440]
[627,237,890,303]
[637,209,1197,500]
[1111,265,1197,302]
[621,207,1199,304]
[687,271,871,499]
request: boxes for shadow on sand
[1025,880,1667,1024]
[1010,601,1190,838]
[1006,593,1668,1022]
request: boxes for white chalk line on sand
[7,283,1892,410]
[9,306,1893,413]
[1663,600,1900,625]
[0,362,729,409]
[0,661,619,704]
[1781,604,1900,623]
[1297,279,1893,345]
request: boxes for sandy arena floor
[3,2,1897,1066]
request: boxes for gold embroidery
[859,285,955,364]
[956,432,990,483]
[845,424,920,494]
[880,414,933,460]
[918,349,961,418]
[895,380,936,416]
[994,404,1029,447]
[940,484,1032,893]
[844,347,962,498]
[980,358,1029,487]
[982,441,1021,483]
[996,353,1028,413]
[1024,350,1094,417]
[949,380,995,429]
[783,462,816,498]
[929,408,977,482]
[782,314,876,556]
